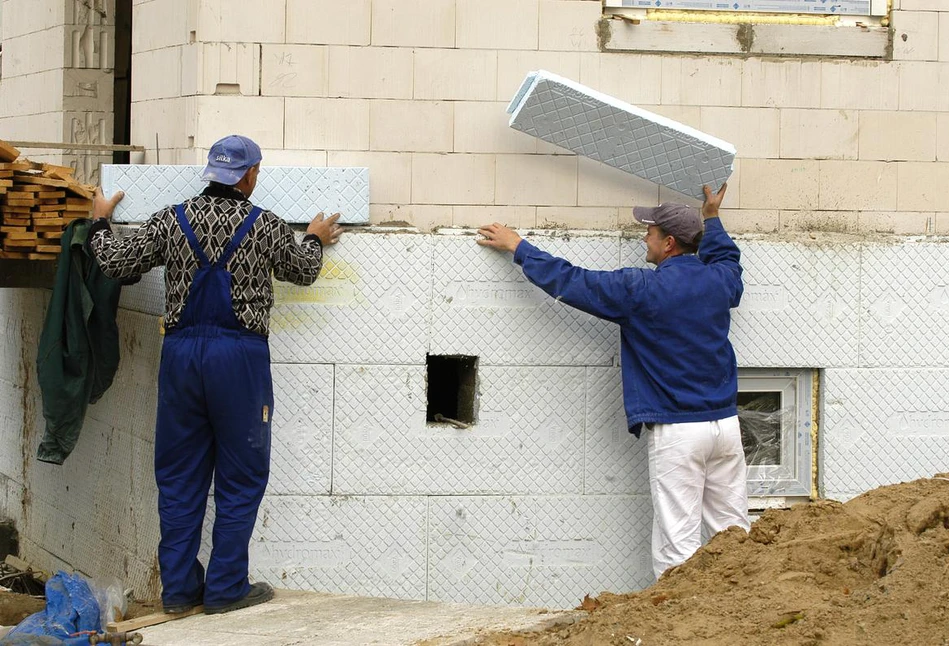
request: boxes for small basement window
[426,355,478,427]
[738,369,815,500]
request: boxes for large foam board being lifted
[507,70,735,200]
[101,164,369,224]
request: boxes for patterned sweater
[89,183,323,336]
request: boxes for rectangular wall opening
[426,355,478,425]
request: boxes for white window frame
[604,0,887,18]
[737,368,814,503]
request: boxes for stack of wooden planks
[0,138,96,260]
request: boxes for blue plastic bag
[1,571,101,646]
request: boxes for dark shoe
[204,582,274,615]
[163,600,200,614]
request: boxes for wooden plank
[66,197,93,206]
[0,162,32,172]
[39,232,63,239]
[36,245,61,253]
[0,139,20,163]
[10,184,44,192]
[5,231,38,240]
[34,204,65,213]
[1,226,29,234]
[17,176,68,189]
[64,182,94,200]
[38,191,67,199]
[6,140,145,153]
[4,220,33,227]
[107,606,204,633]
[27,253,59,260]
[0,251,30,259]
[2,199,37,207]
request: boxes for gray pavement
[139,589,582,645]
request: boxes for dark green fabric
[36,219,122,464]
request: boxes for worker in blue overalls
[89,135,343,614]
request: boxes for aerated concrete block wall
[1,0,948,609]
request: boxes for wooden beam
[106,606,205,633]
[6,141,146,153]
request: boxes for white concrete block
[454,102,538,154]
[182,42,259,97]
[333,364,585,495]
[818,161,898,211]
[892,10,940,61]
[779,210,859,233]
[195,96,285,149]
[859,111,937,161]
[131,47,181,101]
[779,109,859,160]
[899,62,949,111]
[284,98,369,150]
[197,0,284,43]
[579,53,663,106]
[857,210,935,234]
[496,154,578,207]
[328,46,414,99]
[661,56,742,107]
[130,97,197,149]
[1,29,65,78]
[718,208,780,234]
[821,60,899,111]
[64,69,115,113]
[941,12,949,62]
[539,0,601,52]
[261,45,328,98]
[132,0,194,52]
[270,233,433,364]
[2,0,65,39]
[0,70,63,116]
[537,206,619,229]
[428,495,652,608]
[739,159,820,210]
[370,100,454,153]
[370,204,453,230]
[898,0,947,8]
[431,234,620,365]
[454,205,536,228]
[64,22,114,69]
[260,149,327,166]
[328,151,412,205]
[938,113,949,161]
[896,161,949,211]
[457,0,538,50]
[414,49,498,101]
[371,0,455,48]
[412,153,496,205]
[577,156,659,207]
[742,59,822,109]
[700,107,780,159]
[287,0,370,46]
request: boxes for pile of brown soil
[480,476,949,646]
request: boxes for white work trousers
[646,415,750,579]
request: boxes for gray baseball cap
[633,203,703,245]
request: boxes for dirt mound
[480,476,949,646]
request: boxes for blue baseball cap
[200,135,263,185]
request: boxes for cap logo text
[215,154,232,163]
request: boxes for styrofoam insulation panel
[100,164,370,224]
[730,241,861,368]
[428,496,654,608]
[269,363,334,496]
[117,267,166,317]
[270,233,432,365]
[507,70,735,200]
[585,368,650,495]
[200,496,429,601]
[822,369,949,502]
[432,234,621,366]
[860,242,949,367]
[333,364,586,495]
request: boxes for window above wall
[601,0,891,58]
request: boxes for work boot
[163,601,199,614]
[204,582,274,615]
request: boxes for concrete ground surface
[139,589,581,645]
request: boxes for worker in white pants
[646,416,750,578]
[478,183,750,583]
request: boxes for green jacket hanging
[36,219,122,464]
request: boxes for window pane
[737,391,782,466]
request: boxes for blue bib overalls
[154,203,274,609]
